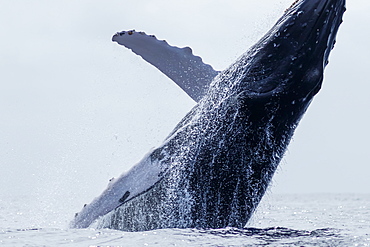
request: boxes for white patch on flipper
[112,30,219,102]
[70,150,165,228]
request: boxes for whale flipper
[70,149,172,228]
[112,30,219,102]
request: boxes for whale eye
[303,67,322,84]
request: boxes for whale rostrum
[70,0,346,231]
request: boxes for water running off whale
[70,0,346,231]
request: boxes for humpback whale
[70,0,346,231]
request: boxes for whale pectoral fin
[70,151,166,228]
[112,30,219,102]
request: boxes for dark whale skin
[93,0,346,231]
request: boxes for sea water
[1,194,369,246]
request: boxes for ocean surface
[1,193,369,246]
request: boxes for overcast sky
[0,0,369,221]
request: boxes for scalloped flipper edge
[112,30,219,102]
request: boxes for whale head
[217,0,346,103]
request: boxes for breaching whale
[70,0,346,231]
